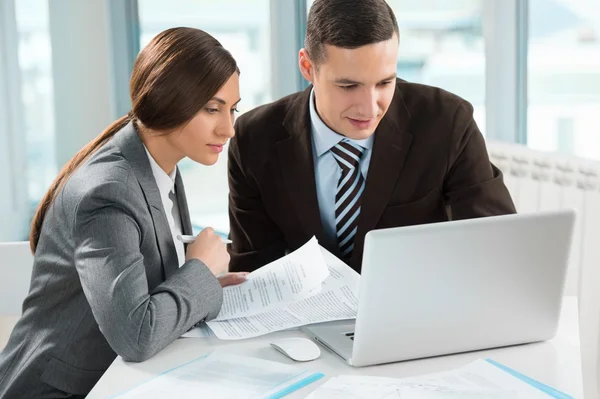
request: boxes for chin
[192,154,219,166]
[339,120,380,140]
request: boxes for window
[14,0,56,208]
[138,0,272,234]
[387,0,486,132]
[307,0,487,134]
[527,0,600,160]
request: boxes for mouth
[347,118,374,130]
[207,143,226,153]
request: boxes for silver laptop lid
[351,209,576,367]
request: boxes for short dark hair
[305,0,399,65]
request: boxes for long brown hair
[30,27,239,252]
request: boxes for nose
[217,114,236,139]
[357,88,378,119]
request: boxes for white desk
[88,297,583,398]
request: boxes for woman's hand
[217,272,249,287]
[186,227,229,276]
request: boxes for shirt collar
[309,88,374,158]
[143,145,176,198]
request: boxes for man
[228,0,515,273]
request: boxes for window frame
[0,0,30,241]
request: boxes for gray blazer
[0,122,223,398]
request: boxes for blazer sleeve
[72,176,223,362]
[443,101,517,219]
[227,121,288,273]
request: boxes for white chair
[0,241,34,349]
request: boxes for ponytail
[29,27,241,253]
[29,114,133,253]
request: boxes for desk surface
[89,297,583,398]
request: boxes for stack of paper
[184,237,360,340]
[305,359,572,399]
[112,352,324,399]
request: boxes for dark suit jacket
[228,79,516,273]
[0,123,222,398]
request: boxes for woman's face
[167,72,241,166]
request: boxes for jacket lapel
[351,87,413,268]
[277,87,328,248]
[116,122,180,280]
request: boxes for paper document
[112,352,323,399]
[206,246,360,340]
[306,359,557,399]
[180,324,214,339]
[213,237,329,321]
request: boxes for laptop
[302,209,576,367]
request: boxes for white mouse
[270,337,321,362]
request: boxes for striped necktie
[331,139,366,261]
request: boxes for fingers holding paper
[218,272,249,287]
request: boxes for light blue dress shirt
[309,89,374,244]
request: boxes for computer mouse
[270,337,321,362]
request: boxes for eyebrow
[211,97,242,106]
[334,74,397,85]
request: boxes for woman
[0,27,246,398]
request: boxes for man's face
[301,35,399,140]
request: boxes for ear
[298,49,314,83]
